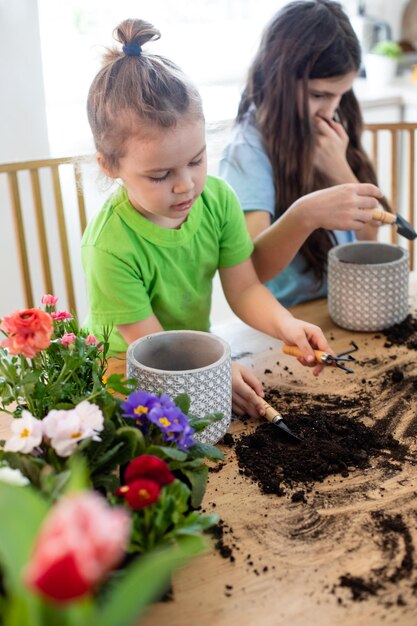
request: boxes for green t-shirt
[81,175,254,354]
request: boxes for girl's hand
[292,182,383,233]
[231,362,266,419]
[313,115,351,183]
[277,317,332,376]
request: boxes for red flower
[0,308,53,358]
[24,492,130,603]
[124,455,175,487]
[116,478,161,509]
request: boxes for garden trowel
[372,208,417,240]
[260,399,301,443]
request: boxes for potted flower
[0,294,224,619]
[364,40,403,88]
[0,458,210,626]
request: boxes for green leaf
[146,445,187,461]
[178,465,209,508]
[189,442,224,461]
[115,426,146,459]
[188,412,223,432]
[173,393,190,415]
[0,484,48,624]
[95,536,207,626]
[371,40,403,58]
[65,456,90,493]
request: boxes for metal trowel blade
[396,214,417,240]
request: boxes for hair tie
[123,42,142,57]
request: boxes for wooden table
[105,280,417,626]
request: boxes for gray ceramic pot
[328,242,409,331]
[126,330,232,445]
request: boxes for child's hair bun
[113,19,161,57]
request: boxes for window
[38,0,285,154]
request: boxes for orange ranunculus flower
[0,308,53,358]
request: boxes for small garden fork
[283,341,359,373]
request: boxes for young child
[219,0,385,307]
[82,18,332,419]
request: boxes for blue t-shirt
[219,109,355,307]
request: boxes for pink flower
[24,492,131,603]
[0,308,53,358]
[51,311,72,321]
[4,411,43,454]
[85,334,99,347]
[60,333,76,347]
[41,294,58,306]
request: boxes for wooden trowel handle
[260,399,282,423]
[372,208,396,225]
[283,344,326,362]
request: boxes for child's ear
[96,152,117,178]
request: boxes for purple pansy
[121,391,160,429]
[121,390,195,451]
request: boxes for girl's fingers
[357,195,381,210]
[355,183,383,198]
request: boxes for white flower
[75,400,104,432]
[4,411,43,454]
[42,401,104,458]
[0,466,29,486]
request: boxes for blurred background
[1,0,417,321]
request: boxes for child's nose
[173,172,194,194]
[318,99,339,121]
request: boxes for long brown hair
[87,19,203,173]
[238,0,386,283]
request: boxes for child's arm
[116,313,163,345]
[220,258,329,362]
[251,183,382,282]
[220,258,329,417]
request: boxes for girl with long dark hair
[220,0,386,306]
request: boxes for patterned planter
[328,242,409,331]
[126,330,232,445]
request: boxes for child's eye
[149,172,169,182]
[310,92,324,100]
[189,158,203,167]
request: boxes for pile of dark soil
[233,389,407,496]
[382,314,417,350]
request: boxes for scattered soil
[224,346,417,607]
[382,314,417,350]
[335,511,415,604]
[207,518,237,563]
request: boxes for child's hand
[313,115,351,183]
[277,317,333,376]
[231,362,266,419]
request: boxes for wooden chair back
[0,156,93,318]
[363,122,417,270]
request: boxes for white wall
[0,0,50,316]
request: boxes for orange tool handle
[282,344,326,362]
[371,208,396,225]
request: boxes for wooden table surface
[2,281,417,626]
[119,280,416,626]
